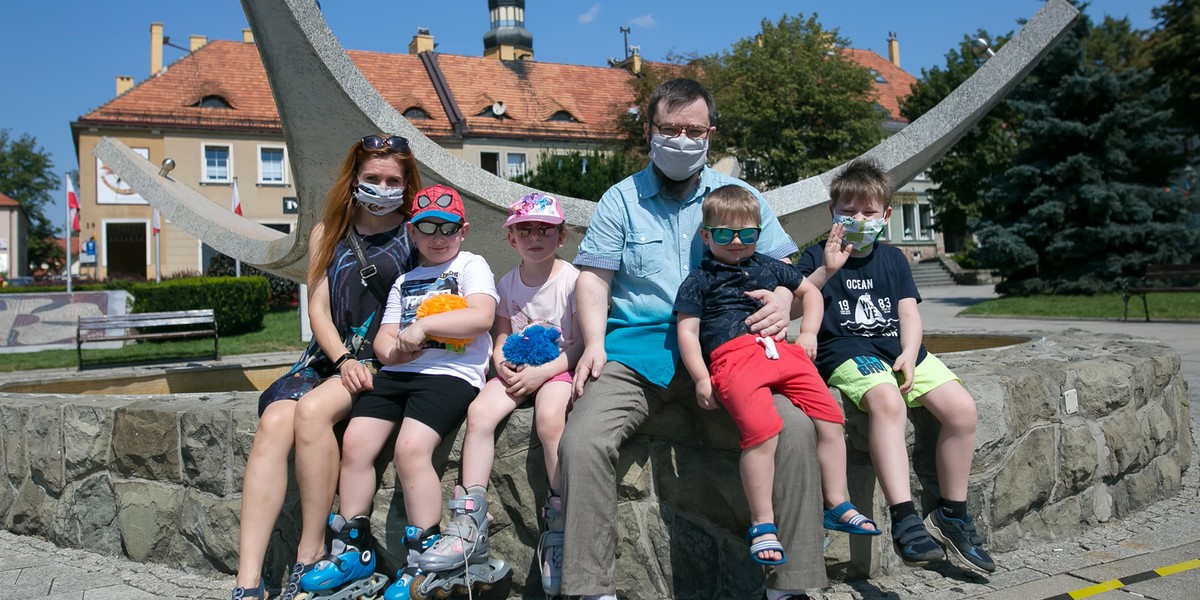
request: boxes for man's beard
[653,164,701,200]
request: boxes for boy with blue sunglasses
[675,184,879,567]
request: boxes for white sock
[581,595,618,600]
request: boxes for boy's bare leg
[393,418,447,528]
[337,417,395,518]
[859,385,913,505]
[742,435,781,562]
[813,419,875,532]
[916,380,978,501]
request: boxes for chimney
[150,23,164,75]
[189,35,207,51]
[887,32,900,68]
[610,46,642,75]
[242,28,254,44]
[409,27,434,54]
[115,75,134,96]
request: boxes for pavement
[2,285,1199,599]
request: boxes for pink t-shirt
[496,259,579,351]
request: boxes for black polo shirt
[674,251,804,358]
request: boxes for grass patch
[0,310,307,372]
[960,291,1200,321]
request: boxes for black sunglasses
[704,226,761,245]
[413,221,463,236]
[361,135,410,153]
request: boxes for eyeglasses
[413,221,463,236]
[360,135,410,153]
[512,224,558,238]
[704,226,761,245]
[653,122,712,140]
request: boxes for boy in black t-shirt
[676,185,879,568]
[798,160,996,574]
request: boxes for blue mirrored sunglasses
[704,226,761,245]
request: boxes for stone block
[6,478,55,535]
[1100,407,1148,479]
[27,402,66,496]
[652,440,744,533]
[1018,495,1081,541]
[177,489,241,573]
[230,400,258,495]
[51,472,121,554]
[180,396,240,496]
[1057,423,1098,500]
[991,425,1055,526]
[0,401,31,486]
[1141,402,1174,458]
[1111,454,1182,517]
[1074,360,1135,418]
[114,479,182,561]
[113,401,182,483]
[962,372,1014,470]
[63,399,130,480]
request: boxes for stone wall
[0,331,1191,599]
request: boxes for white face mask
[649,134,708,181]
[354,181,407,216]
[834,215,888,250]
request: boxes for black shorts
[351,370,477,438]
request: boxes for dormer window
[194,95,231,109]
[403,106,430,120]
[547,110,578,123]
[870,69,888,84]
[477,101,509,119]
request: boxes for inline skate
[294,514,388,600]
[537,495,564,599]
[407,485,511,599]
[383,524,440,600]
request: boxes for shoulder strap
[345,227,391,307]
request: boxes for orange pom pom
[416,294,473,352]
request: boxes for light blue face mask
[834,215,887,250]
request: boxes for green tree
[514,150,641,201]
[900,30,1018,252]
[702,14,884,188]
[0,129,61,270]
[1149,0,1200,141]
[974,16,1193,295]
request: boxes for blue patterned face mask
[834,215,887,250]
[354,181,407,216]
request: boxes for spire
[483,0,533,61]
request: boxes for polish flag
[230,178,243,216]
[152,209,161,235]
[66,175,80,232]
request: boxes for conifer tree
[974,16,1193,295]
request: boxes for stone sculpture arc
[93,0,1079,283]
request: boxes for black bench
[1122,264,1200,322]
[76,309,220,369]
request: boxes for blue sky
[0,1,1158,229]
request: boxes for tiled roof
[77,39,916,137]
[842,48,917,123]
[0,192,19,207]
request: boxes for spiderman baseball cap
[411,184,466,223]
[504,192,565,227]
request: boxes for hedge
[122,276,270,336]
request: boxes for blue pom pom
[502,324,562,366]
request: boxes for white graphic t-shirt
[380,251,498,389]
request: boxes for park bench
[1121,264,1200,322]
[76,309,219,369]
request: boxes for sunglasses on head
[361,135,410,153]
[704,226,761,245]
[413,221,463,236]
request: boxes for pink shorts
[487,370,573,393]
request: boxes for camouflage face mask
[834,215,887,250]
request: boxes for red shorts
[709,335,843,450]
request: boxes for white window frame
[201,143,233,184]
[506,152,527,179]
[257,144,288,185]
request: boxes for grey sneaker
[891,514,946,567]
[924,509,996,573]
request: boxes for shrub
[208,254,299,311]
[125,276,269,335]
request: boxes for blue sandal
[747,523,787,565]
[823,502,882,536]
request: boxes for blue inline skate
[295,514,388,600]
[383,525,440,600]
[408,485,511,599]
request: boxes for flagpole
[153,211,162,283]
[232,177,242,277]
[65,174,72,294]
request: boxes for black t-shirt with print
[797,243,927,379]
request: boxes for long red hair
[307,135,421,283]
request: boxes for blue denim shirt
[574,164,799,387]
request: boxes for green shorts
[828,352,960,411]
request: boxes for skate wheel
[478,583,493,592]
[409,574,433,600]
[451,583,469,596]
[432,587,451,599]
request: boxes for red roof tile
[77,39,916,137]
[0,192,19,207]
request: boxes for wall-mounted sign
[283,197,299,214]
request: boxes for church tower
[483,0,533,60]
